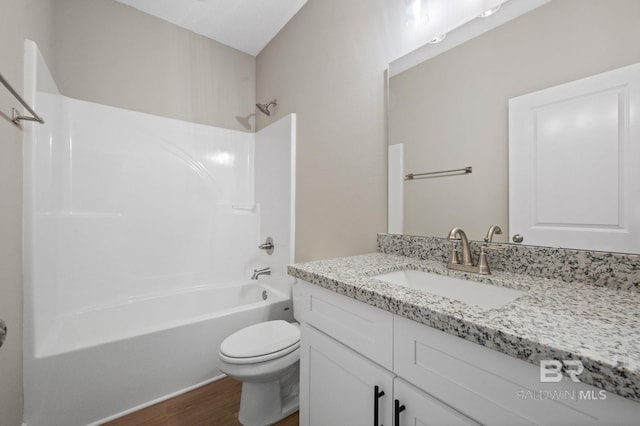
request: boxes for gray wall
[256,0,399,261]
[54,0,256,132]
[390,0,640,240]
[0,1,55,423]
[255,0,492,261]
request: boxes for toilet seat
[219,320,300,365]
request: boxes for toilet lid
[220,320,300,359]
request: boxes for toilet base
[238,363,299,426]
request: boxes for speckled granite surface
[288,252,640,402]
[378,233,640,291]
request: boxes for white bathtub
[23,279,295,426]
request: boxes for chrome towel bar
[405,166,472,180]
[0,71,44,125]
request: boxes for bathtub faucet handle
[252,267,271,280]
[258,237,274,255]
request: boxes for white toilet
[219,320,300,426]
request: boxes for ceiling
[114,0,308,56]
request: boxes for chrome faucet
[251,267,271,280]
[447,226,497,275]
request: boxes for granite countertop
[288,252,640,402]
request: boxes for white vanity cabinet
[293,280,640,426]
[301,323,475,426]
[295,281,474,426]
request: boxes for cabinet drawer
[293,280,393,369]
[394,315,640,425]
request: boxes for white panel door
[509,62,640,253]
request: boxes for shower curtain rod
[0,71,44,125]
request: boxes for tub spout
[252,267,271,280]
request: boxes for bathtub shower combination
[22,41,296,426]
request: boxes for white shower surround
[22,41,296,425]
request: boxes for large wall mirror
[387,0,640,252]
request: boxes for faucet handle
[258,236,274,255]
[447,241,460,266]
[477,245,491,275]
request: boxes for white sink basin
[372,269,524,310]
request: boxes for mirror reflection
[387,0,640,251]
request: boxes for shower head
[256,99,278,116]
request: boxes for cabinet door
[300,323,394,426]
[394,378,479,426]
